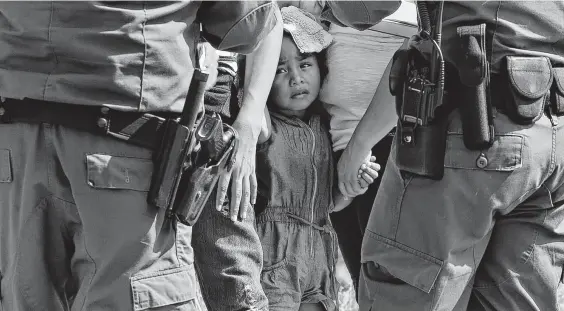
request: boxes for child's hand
[332,155,380,213]
[357,155,381,189]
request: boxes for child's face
[270,36,321,117]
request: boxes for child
[255,6,379,311]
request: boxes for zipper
[295,116,318,257]
[306,120,317,258]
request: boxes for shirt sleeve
[198,1,279,54]
[321,1,402,31]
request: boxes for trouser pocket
[131,266,201,311]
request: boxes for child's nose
[289,70,305,86]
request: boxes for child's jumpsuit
[255,111,339,311]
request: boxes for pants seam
[392,175,413,240]
[13,196,53,307]
[48,196,96,311]
[57,195,97,311]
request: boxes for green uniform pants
[0,123,201,310]
[360,111,564,311]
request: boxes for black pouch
[455,24,494,150]
[396,121,448,180]
[551,67,564,115]
[505,56,552,124]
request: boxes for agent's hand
[338,148,374,198]
[333,155,380,213]
[216,120,258,221]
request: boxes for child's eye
[300,62,312,69]
[275,67,287,74]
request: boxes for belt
[0,98,179,151]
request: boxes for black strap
[0,98,178,151]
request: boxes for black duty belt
[0,98,180,151]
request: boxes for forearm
[347,57,398,153]
[235,5,282,135]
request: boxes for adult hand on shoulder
[216,118,259,222]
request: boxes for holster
[173,113,238,225]
[148,113,238,226]
[454,24,494,150]
[393,43,448,180]
[148,118,195,213]
[148,68,239,226]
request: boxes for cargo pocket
[131,266,200,311]
[0,149,12,183]
[260,258,295,306]
[444,133,523,171]
[258,222,294,296]
[86,154,152,191]
[362,231,443,296]
[505,56,552,124]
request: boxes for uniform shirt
[320,0,417,152]
[441,1,564,73]
[0,1,277,112]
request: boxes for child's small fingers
[364,162,381,172]
[370,156,377,162]
[363,167,380,179]
[361,172,375,184]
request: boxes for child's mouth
[291,90,309,99]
